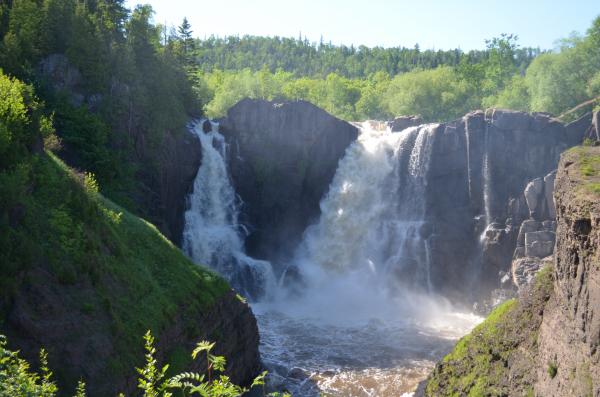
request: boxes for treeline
[188,23,600,122]
[0,0,201,217]
[191,35,542,79]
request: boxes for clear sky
[124,0,599,50]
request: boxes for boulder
[524,231,555,258]
[388,115,423,132]
[524,177,544,217]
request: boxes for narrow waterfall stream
[183,121,481,396]
[182,121,276,300]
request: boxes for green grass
[426,265,555,396]
[0,151,230,392]
[568,147,600,195]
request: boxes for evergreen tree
[177,16,193,54]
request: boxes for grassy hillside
[0,148,230,393]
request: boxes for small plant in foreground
[547,362,558,379]
[0,332,290,397]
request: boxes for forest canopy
[187,21,600,121]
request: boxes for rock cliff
[219,99,358,264]
[424,109,589,301]
[423,146,600,396]
[216,102,590,301]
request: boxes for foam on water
[252,122,482,396]
[183,120,483,396]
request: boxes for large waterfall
[296,121,437,293]
[254,122,480,396]
[182,121,275,300]
[183,120,480,396]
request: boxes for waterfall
[480,121,493,242]
[182,121,275,300]
[296,121,438,292]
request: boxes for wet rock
[202,119,212,133]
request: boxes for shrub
[0,332,290,397]
[548,362,558,379]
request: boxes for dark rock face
[423,147,599,396]
[424,109,587,301]
[216,102,589,301]
[159,290,261,388]
[150,129,202,245]
[535,147,600,396]
[219,99,358,264]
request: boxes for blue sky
[125,0,599,50]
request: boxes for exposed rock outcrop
[219,99,358,264]
[535,146,600,396]
[425,109,588,300]
[388,115,423,131]
[511,171,557,290]
[217,103,590,300]
[423,146,600,396]
[152,129,202,244]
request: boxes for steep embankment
[219,99,358,264]
[38,54,203,245]
[0,152,260,396]
[424,146,600,396]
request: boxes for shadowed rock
[219,99,358,265]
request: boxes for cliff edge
[423,145,600,396]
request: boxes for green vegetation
[189,19,600,122]
[0,332,288,397]
[569,146,600,195]
[190,34,539,78]
[0,0,202,218]
[0,69,230,392]
[426,265,555,396]
[548,362,558,379]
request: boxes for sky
[124,0,599,50]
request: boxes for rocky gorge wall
[216,99,591,302]
[423,146,600,396]
[425,109,589,301]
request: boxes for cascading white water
[255,122,481,396]
[297,121,437,291]
[481,122,492,240]
[182,121,275,300]
[181,119,481,396]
